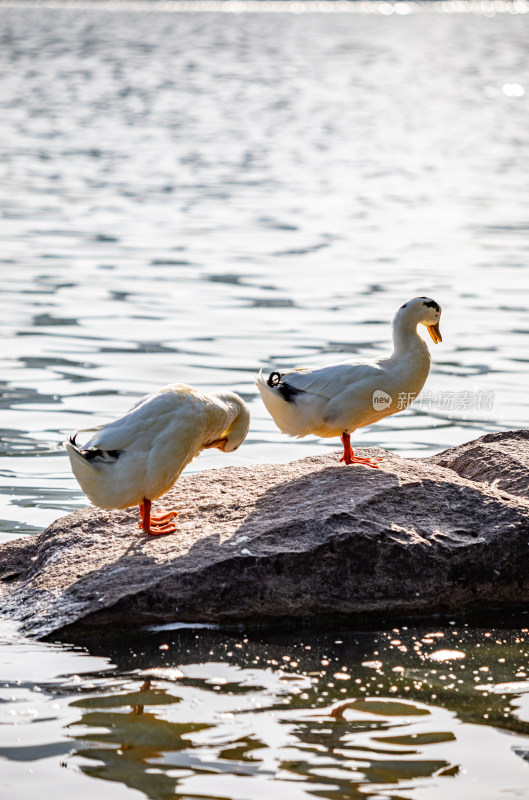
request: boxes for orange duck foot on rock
[339,433,380,469]
[139,498,177,535]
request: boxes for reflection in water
[43,622,529,800]
[72,680,212,799]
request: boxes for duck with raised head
[255,296,442,468]
[65,384,250,535]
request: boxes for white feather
[255,297,442,440]
[65,384,250,510]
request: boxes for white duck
[255,297,442,468]
[65,384,250,535]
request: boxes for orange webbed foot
[139,499,178,536]
[340,453,380,469]
[146,522,177,536]
[340,433,381,469]
[138,509,178,528]
[151,510,178,524]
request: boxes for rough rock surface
[1,431,529,638]
[430,429,529,500]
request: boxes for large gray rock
[1,431,529,638]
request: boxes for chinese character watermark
[373,390,495,412]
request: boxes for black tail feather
[68,433,121,463]
[266,371,301,404]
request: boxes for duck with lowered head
[65,384,250,535]
[255,296,442,468]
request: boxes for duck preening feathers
[65,384,250,535]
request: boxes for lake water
[0,1,529,797]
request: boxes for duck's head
[397,296,442,344]
[208,392,251,453]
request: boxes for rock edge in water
[1,430,529,638]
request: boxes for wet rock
[1,431,529,638]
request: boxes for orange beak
[427,322,442,344]
[203,436,228,451]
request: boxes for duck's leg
[139,498,177,535]
[339,433,380,469]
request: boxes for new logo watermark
[372,390,392,410]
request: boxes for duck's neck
[390,316,430,362]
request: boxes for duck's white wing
[282,358,384,400]
[82,385,207,452]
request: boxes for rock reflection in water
[61,622,529,799]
